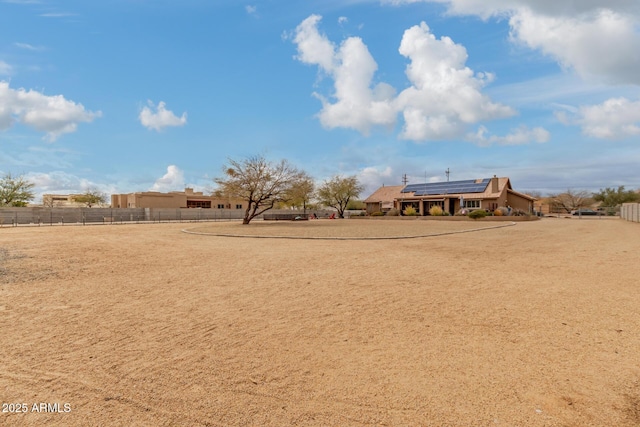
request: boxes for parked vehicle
[571,209,598,216]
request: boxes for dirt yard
[1,218,639,426]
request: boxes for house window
[466,200,480,209]
[217,204,225,209]
[187,200,211,208]
[235,204,243,209]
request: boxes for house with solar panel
[364,176,535,216]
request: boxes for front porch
[400,198,463,215]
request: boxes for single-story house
[364,176,535,215]
[111,188,246,209]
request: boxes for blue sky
[1,0,639,202]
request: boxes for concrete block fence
[0,207,338,227]
[621,203,640,223]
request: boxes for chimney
[491,175,499,193]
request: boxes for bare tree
[317,175,364,218]
[42,195,54,208]
[525,191,542,200]
[0,173,35,207]
[72,188,107,207]
[214,155,306,224]
[548,189,593,213]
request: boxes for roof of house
[507,188,537,201]
[363,185,405,203]
[364,177,536,203]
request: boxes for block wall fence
[0,207,338,226]
[621,203,640,223]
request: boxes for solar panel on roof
[402,178,490,195]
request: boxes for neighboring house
[111,188,246,209]
[364,176,535,215]
[363,185,406,214]
[42,194,107,208]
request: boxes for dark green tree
[593,186,640,208]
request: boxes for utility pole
[401,174,409,214]
[445,168,450,182]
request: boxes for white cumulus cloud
[395,22,514,140]
[294,15,338,73]
[139,101,187,132]
[150,165,185,192]
[466,125,550,147]
[24,171,117,202]
[293,16,513,141]
[558,97,640,139]
[358,165,394,194]
[294,15,397,135]
[0,81,101,141]
[384,0,640,85]
[509,8,640,84]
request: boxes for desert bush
[403,206,418,216]
[468,209,487,219]
[493,208,503,216]
[386,208,399,216]
[371,211,384,216]
[495,207,509,216]
[429,205,445,216]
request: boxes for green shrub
[429,205,445,216]
[387,208,399,216]
[468,209,487,220]
[371,211,384,216]
[403,206,418,216]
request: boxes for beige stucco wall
[136,193,186,208]
[506,193,534,213]
[111,190,248,210]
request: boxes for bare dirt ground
[1,218,639,426]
